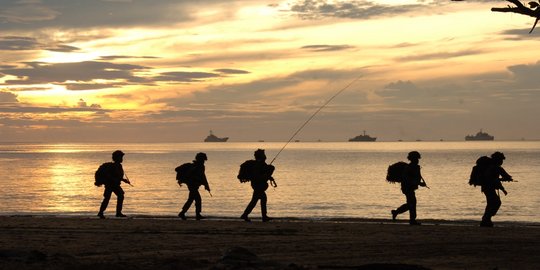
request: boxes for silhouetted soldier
[391,151,426,225]
[241,149,274,222]
[178,152,211,220]
[481,151,512,227]
[97,150,130,219]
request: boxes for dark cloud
[1,59,243,89]
[397,49,483,62]
[1,61,149,87]
[301,45,354,52]
[0,2,59,25]
[76,98,102,109]
[376,60,540,108]
[390,42,418,48]
[44,44,80,52]
[2,86,54,92]
[0,91,19,103]
[291,68,362,81]
[0,36,40,50]
[144,108,253,120]
[101,93,136,101]
[499,28,540,40]
[62,83,125,91]
[288,0,426,20]
[161,68,364,108]
[0,36,79,52]
[285,0,500,20]
[377,79,477,108]
[378,79,471,105]
[153,71,221,82]
[379,80,421,100]
[175,50,289,66]
[507,61,540,87]
[0,104,105,113]
[435,0,498,3]
[369,67,540,140]
[0,0,224,31]
[99,55,160,60]
[214,68,250,74]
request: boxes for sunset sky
[1,0,540,142]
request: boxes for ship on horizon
[465,129,494,141]
[348,131,377,142]
[204,130,229,142]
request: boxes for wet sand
[0,216,539,269]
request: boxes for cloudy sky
[1,0,539,142]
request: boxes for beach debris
[213,246,307,269]
[221,246,260,263]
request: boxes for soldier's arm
[417,167,426,186]
[499,167,513,181]
[203,174,210,191]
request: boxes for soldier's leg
[491,192,502,217]
[194,190,202,215]
[99,187,113,214]
[394,192,411,217]
[259,191,267,217]
[481,189,498,226]
[113,186,125,216]
[395,203,409,215]
[406,191,417,222]
[242,190,260,218]
[483,189,501,219]
[181,188,196,213]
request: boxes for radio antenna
[269,75,362,165]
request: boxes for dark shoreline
[2,214,539,227]
[1,216,539,269]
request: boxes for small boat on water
[204,130,228,142]
[465,129,494,141]
[348,131,377,142]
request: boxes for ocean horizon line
[1,140,540,144]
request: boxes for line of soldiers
[96,149,513,227]
[97,149,274,222]
[389,151,512,227]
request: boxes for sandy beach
[0,216,538,270]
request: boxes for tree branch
[489,0,540,33]
[491,7,536,17]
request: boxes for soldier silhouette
[391,151,426,225]
[480,151,512,227]
[178,152,211,220]
[97,150,131,219]
[240,149,275,222]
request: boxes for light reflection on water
[0,142,539,222]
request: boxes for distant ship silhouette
[465,129,494,141]
[349,131,377,142]
[204,130,228,142]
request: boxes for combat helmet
[112,150,124,161]
[491,151,505,161]
[407,151,421,160]
[254,149,266,160]
[195,152,208,161]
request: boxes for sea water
[0,141,538,223]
